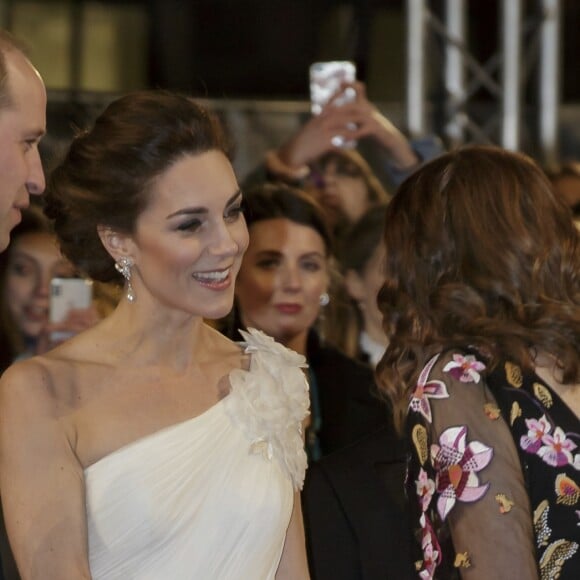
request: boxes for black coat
[305,330,390,457]
[303,426,416,580]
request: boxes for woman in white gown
[0,91,311,580]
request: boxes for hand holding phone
[310,61,358,148]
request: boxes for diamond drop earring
[319,292,330,307]
[114,257,135,302]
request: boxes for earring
[319,292,330,307]
[114,257,135,302]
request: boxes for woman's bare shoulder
[0,352,81,415]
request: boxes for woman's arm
[409,352,538,579]
[0,361,92,580]
[276,492,310,580]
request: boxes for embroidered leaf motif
[505,361,523,388]
[533,500,552,548]
[555,474,580,506]
[453,552,471,568]
[484,403,501,420]
[533,383,553,408]
[412,424,429,465]
[539,539,579,580]
[510,401,522,425]
[495,493,514,514]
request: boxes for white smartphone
[49,277,93,341]
[309,60,357,115]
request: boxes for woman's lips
[274,303,303,314]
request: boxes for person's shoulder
[0,355,60,415]
[310,336,374,378]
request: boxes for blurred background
[2,0,579,179]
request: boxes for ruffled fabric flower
[443,353,486,383]
[416,468,436,512]
[409,354,449,423]
[520,415,552,454]
[537,426,577,467]
[418,513,441,580]
[431,425,493,520]
[225,328,310,490]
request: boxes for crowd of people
[0,27,578,580]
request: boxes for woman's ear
[344,269,365,302]
[97,225,135,263]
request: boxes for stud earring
[114,256,135,302]
[319,292,330,307]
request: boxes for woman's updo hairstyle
[45,90,231,283]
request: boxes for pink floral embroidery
[443,353,486,383]
[537,427,577,467]
[520,415,552,454]
[431,425,493,520]
[416,468,436,512]
[409,354,449,423]
[418,513,441,580]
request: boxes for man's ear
[97,225,135,263]
[344,269,365,302]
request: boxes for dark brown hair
[243,182,333,255]
[376,145,580,431]
[312,148,389,206]
[45,91,231,283]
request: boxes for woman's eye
[9,261,33,277]
[302,261,322,272]
[225,204,243,222]
[176,219,202,232]
[256,258,279,269]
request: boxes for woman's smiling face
[234,217,329,347]
[119,150,249,320]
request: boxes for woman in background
[224,182,388,461]
[338,204,389,367]
[378,145,579,578]
[0,205,107,373]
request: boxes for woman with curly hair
[377,146,579,579]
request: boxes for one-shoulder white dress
[84,329,309,580]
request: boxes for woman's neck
[534,352,580,419]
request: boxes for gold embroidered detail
[534,500,552,548]
[539,539,579,580]
[484,403,501,420]
[454,552,471,568]
[495,493,514,514]
[505,361,523,388]
[555,474,580,506]
[412,424,429,465]
[510,401,522,425]
[533,383,553,408]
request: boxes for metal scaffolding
[406,0,561,165]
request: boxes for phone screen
[49,278,93,341]
[309,61,357,115]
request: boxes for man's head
[0,30,47,251]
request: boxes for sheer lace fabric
[407,350,579,579]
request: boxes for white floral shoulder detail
[224,328,310,490]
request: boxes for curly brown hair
[44,90,231,283]
[376,145,580,431]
